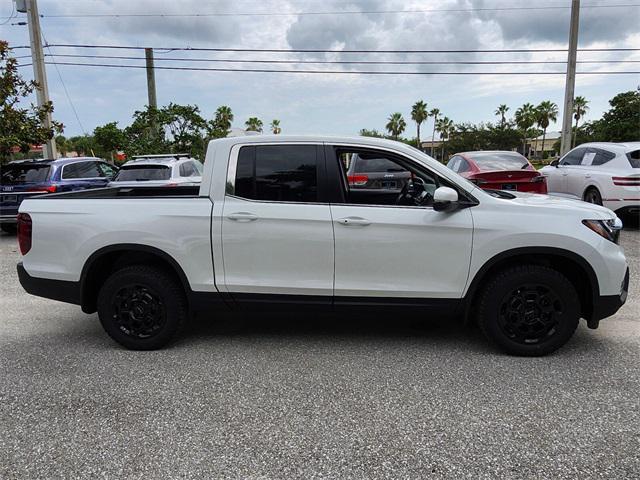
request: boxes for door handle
[227,212,258,222]
[336,216,371,226]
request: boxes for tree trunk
[541,129,547,161]
[431,123,437,156]
[417,123,421,149]
[572,116,579,149]
[441,141,445,161]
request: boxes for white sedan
[541,142,640,218]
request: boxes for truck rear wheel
[97,265,187,350]
[476,265,580,356]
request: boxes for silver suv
[109,154,203,188]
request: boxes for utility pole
[145,48,157,109]
[23,0,57,159]
[560,0,580,156]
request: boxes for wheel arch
[79,244,191,314]
[464,247,599,323]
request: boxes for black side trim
[17,262,81,305]
[590,267,629,325]
[29,186,201,200]
[464,246,600,321]
[228,292,332,311]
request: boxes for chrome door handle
[337,216,371,226]
[227,212,258,222]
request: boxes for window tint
[627,150,640,168]
[589,149,616,166]
[115,165,171,181]
[560,148,586,166]
[0,164,50,184]
[233,145,318,202]
[62,161,101,179]
[353,155,406,173]
[179,162,196,177]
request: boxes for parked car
[110,154,202,188]
[345,152,412,204]
[540,142,640,218]
[447,151,547,193]
[0,157,117,233]
[16,136,628,356]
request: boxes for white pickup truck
[16,136,629,355]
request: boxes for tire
[1,224,17,234]
[583,187,602,206]
[476,265,580,356]
[97,265,187,350]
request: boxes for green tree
[535,101,559,160]
[571,96,589,148]
[495,104,509,129]
[124,106,170,156]
[270,119,281,134]
[429,108,440,156]
[93,122,126,161]
[589,90,640,142]
[161,103,207,157]
[245,117,263,132]
[385,112,406,140]
[0,41,63,162]
[209,105,234,138]
[514,103,536,157]
[436,116,454,160]
[359,128,385,138]
[411,100,428,147]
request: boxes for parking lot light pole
[560,0,580,157]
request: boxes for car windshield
[115,165,171,181]
[0,164,51,184]
[471,153,529,171]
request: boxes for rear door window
[233,145,318,203]
[585,148,615,166]
[115,165,171,181]
[62,161,101,179]
[0,164,51,184]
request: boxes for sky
[2,0,639,140]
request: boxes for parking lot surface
[1,228,638,479]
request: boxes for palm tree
[270,119,281,134]
[494,104,509,129]
[429,108,440,156]
[214,105,234,133]
[385,112,406,140]
[411,100,428,148]
[572,96,589,148]
[245,117,263,133]
[436,116,454,161]
[536,101,559,160]
[514,103,536,157]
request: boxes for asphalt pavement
[1,227,638,479]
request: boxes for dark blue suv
[0,157,118,233]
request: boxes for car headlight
[582,218,622,244]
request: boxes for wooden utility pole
[24,0,57,158]
[145,48,157,109]
[560,0,580,156]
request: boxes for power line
[42,53,640,66]
[35,3,640,18]
[16,61,639,75]
[39,43,640,54]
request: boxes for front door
[221,143,334,303]
[327,145,474,301]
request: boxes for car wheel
[1,224,17,234]
[583,187,602,206]
[97,265,187,350]
[476,265,580,356]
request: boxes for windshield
[0,164,51,184]
[471,152,529,171]
[114,165,171,181]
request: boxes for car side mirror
[433,186,459,212]
[550,159,559,167]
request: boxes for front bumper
[17,262,81,305]
[588,267,629,327]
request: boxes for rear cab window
[470,153,529,171]
[115,165,171,181]
[1,163,51,185]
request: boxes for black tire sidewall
[478,266,580,356]
[97,266,186,350]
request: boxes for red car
[446,151,547,194]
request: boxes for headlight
[582,218,622,244]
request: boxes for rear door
[60,160,110,190]
[327,144,473,301]
[555,147,588,196]
[221,143,334,303]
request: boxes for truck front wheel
[97,265,187,350]
[476,265,580,356]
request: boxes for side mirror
[550,159,559,167]
[433,186,459,212]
